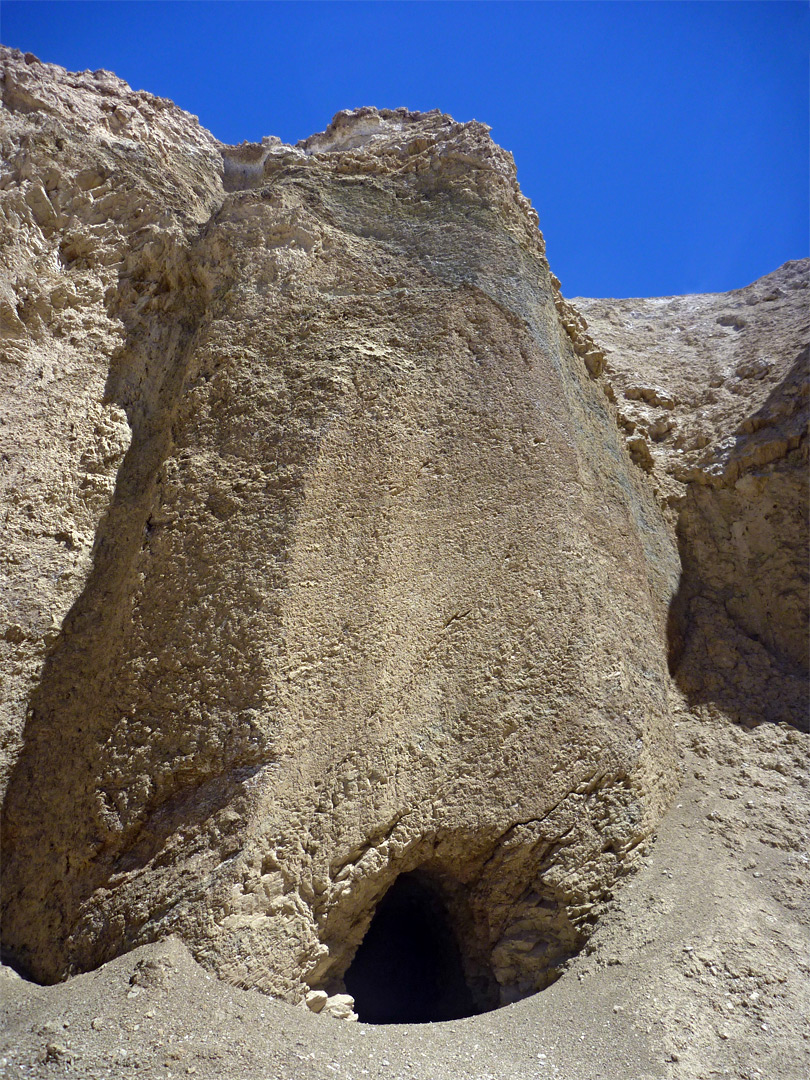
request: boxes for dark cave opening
[343,871,478,1024]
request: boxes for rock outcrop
[0,47,805,1040]
[574,265,808,730]
[0,50,224,802]
[0,48,682,1009]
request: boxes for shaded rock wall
[0,49,223,799]
[575,263,809,730]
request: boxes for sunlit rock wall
[0,48,681,1006]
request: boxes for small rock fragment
[322,993,359,1021]
[305,990,328,1014]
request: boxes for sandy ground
[2,708,807,1080]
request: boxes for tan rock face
[574,265,809,730]
[0,48,223,799]
[2,47,683,1013]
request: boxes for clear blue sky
[2,1,807,297]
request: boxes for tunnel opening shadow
[343,871,479,1025]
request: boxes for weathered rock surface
[0,47,681,1007]
[0,48,807,1080]
[574,265,808,729]
[2,715,808,1080]
[0,49,223,801]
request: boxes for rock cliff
[574,265,808,729]
[0,47,683,1007]
[0,46,806,1051]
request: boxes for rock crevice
[573,264,808,730]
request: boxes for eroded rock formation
[0,48,805,1029]
[574,266,809,729]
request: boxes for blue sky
[2,1,807,297]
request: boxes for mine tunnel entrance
[343,871,478,1024]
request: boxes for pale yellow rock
[305,989,328,1013]
[5,48,802,1028]
[573,264,808,728]
[322,993,358,1021]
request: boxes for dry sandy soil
[2,711,808,1080]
